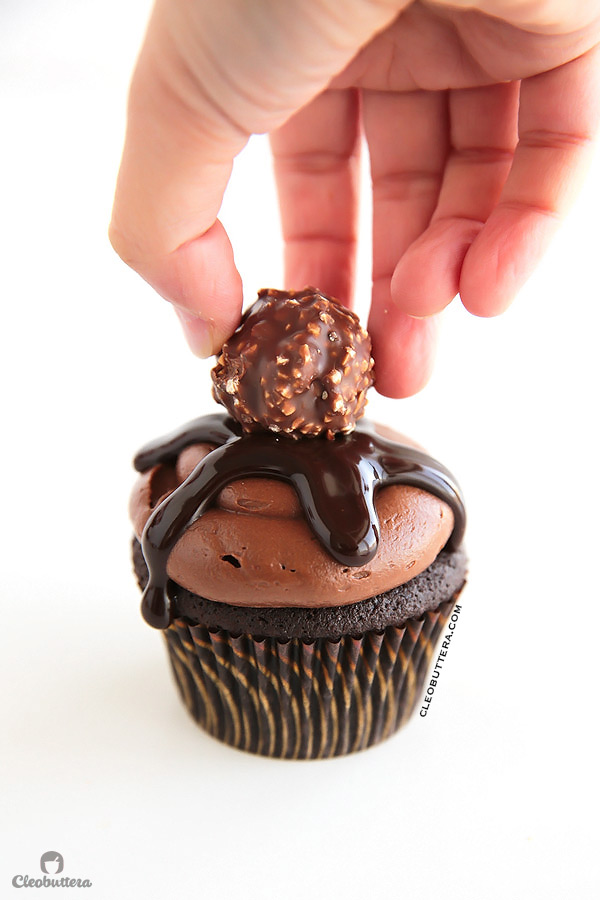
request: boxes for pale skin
[110,0,600,397]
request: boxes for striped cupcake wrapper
[163,597,456,759]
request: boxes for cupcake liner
[163,594,458,759]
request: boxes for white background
[1,1,599,897]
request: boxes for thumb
[109,1,247,355]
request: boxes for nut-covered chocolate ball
[211,288,375,439]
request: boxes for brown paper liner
[163,597,457,759]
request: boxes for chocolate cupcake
[130,289,467,758]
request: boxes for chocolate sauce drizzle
[134,414,466,629]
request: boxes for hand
[110,0,600,397]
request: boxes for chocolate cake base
[132,537,467,640]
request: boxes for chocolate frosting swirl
[133,414,466,629]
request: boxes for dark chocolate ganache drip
[134,414,466,629]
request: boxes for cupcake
[130,288,467,759]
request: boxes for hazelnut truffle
[211,287,374,439]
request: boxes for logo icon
[40,852,64,876]
[12,850,92,889]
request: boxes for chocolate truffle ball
[211,288,375,439]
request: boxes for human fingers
[111,0,408,354]
[460,46,600,316]
[361,89,448,395]
[109,1,248,355]
[389,81,519,317]
[269,89,361,306]
[369,305,441,398]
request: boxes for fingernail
[174,308,214,358]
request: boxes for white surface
[1,2,599,897]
